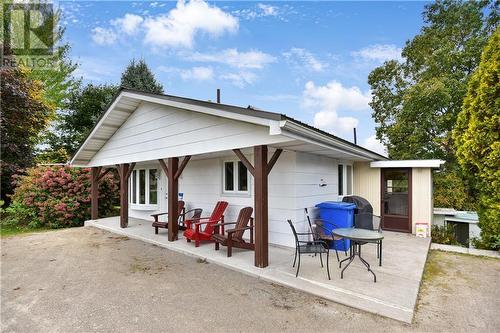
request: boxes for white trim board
[370,160,445,169]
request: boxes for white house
[71,88,443,268]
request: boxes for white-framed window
[222,160,249,194]
[129,168,159,207]
[338,163,353,197]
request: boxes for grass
[416,250,448,310]
[421,250,445,284]
[432,248,500,261]
[0,225,54,237]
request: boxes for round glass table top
[332,228,384,241]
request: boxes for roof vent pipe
[216,89,221,103]
[353,127,357,145]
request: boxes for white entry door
[157,168,168,221]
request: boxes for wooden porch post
[116,163,135,228]
[90,167,101,220]
[233,147,282,268]
[158,156,191,241]
[90,166,113,220]
[167,157,179,241]
[254,145,269,267]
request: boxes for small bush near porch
[1,166,117,230]
[431,225,462,246]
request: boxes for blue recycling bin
[315,201,356,251]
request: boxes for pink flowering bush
[6,166,118,228]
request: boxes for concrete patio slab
[85,216,430,323]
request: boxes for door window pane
[383,170,409,216]
[139,169,146,204]
[149,169,157,205]
[132,170,137,204]
[346,165,352,195]
[224,162,234,191]
[338,164,344,196]
[238,161,248,191]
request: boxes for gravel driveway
[1,227,499,332]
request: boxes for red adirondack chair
[183,201,228,247]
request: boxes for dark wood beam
[158,159,169,176]
[174,155,191,181]
[253,145,269,268]
[267,149,283,175]
[118,163,131,228]
[126,162,136,180]
[115,164,123,178]
[96,167,112,182]
[233,149,255,176]
[90,167,101,220]
[167,157,179,241]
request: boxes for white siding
[129,150,347,247]
[89,102,291,166]
[289,153,341,245]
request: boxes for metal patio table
[332,228,384,282]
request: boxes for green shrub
[431,225,461,246]
[472,234,500,251]
[1,202,40,227]
[5,165,118,229]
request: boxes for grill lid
[342,195,373,214]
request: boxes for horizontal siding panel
[100,114,217,152]
[120,102,160,124]
[90,129,289,166]
[120,110,181,133]
[89,102,292,166]
[99,121,257,157]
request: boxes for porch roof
[70,87,387,167]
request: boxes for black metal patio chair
[354,213,383,266]
[287,219,331,280]
[304,207,348,262]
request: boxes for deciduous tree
[368,0,498,209]
[0,67,54,204]
[48,83,118,157]
[369,0,496,160]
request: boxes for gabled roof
[70,87,387,166]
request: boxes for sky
[57,0,428,156]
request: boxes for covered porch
[77,89,388,270]
[86,216,430,323]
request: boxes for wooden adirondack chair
[151,201,185,234]
[183,201,228,247]
[212,206,254,257]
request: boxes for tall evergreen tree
[120,59,164,94]
[453,29,500,250]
